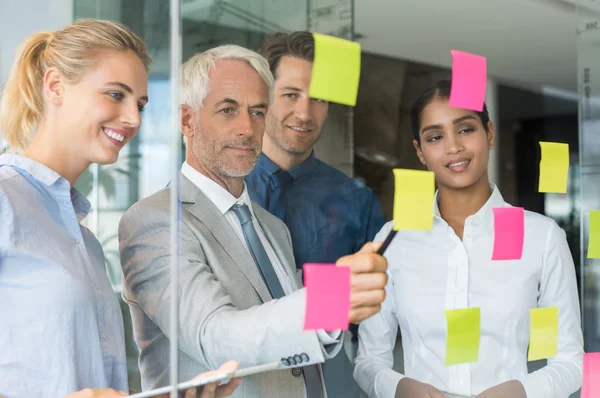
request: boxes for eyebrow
[106,81,149,102]
[218,97,268,109]
[279,86,302,92]
[421,115,477,135]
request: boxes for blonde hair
[0,18,152,153]
[180,44,274,109]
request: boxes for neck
[186,153,244,198]
[262,133,312,170]
[23,123,90,187]
[437,175,492,226]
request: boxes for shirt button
[73,238,81,245]
[101,332,107,340]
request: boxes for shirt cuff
[316,329,341,344]
[374,368,404,398]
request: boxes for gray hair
[180,44,274,109]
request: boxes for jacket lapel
[179,175,273,302]
[253,203,300,290]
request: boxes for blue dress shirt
[0,154,128,398]
[246,152,385,269]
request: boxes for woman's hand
[395,377,445,398]
[64,389,127,398]
[475,380,526,398]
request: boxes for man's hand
[475,380,526,398]
[64,389,127,398]
[395,378,445,398]
[184,360,242,398]
[336,242,388,324]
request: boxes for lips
[103,128,128,146]
[446,159,471,172]
[287,125,313,133]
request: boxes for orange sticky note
[444,307,481,365]
[528,306,558,361]
[303,263,350,331]
[538,142,569,193]
[587,210,600,259]
[449,50,487,112]
[309,33,361,106]
[392,169,435,231]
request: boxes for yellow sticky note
[539,142,569,193]
[587,210,600,258]
[309,33,361,106]
[445,308,480,366]
[392,169,435,231]
[528,306,558,361]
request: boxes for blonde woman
[0,19,240,398]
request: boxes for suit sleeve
[119,201,342,371]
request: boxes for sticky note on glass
[309,33,361,106]
[492,207,525,260]
[528,306,558,361]
[392,169,435,231]
[587,210,600,259]
[445,307,480,365]
[539,142,569,193]
[582,352,600,398]
[303,263,350,331]
[449,50,487,112]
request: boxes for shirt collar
[181,161,254,216]
[256,151,320,180]
[433,184,505,231]
[0,153,91,220]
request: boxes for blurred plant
[75,152,141,199]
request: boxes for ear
[486,121,495,150]
[180,105,195,140]
[43,66,64,106]
[413,139,426,166]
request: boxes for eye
[427,135,442,142]
[311,98,326,104]
[108,91,123,101]
[138,104,146,112]
[220,108,234,114]
[284,93,298,99]
[251,110,265,117]
[459,127,475,134]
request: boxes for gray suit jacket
[119,175,342,397]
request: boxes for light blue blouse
[0,154,128,397]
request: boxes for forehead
[206,59,269,103]
[420,98,478,125]
[274,56,313,86]
[83,50,148,97]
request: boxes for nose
[235,110,253,137]
[445,132,464,155]
[120,101,142,129]
[294,96,313,123]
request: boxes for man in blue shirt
[246,31,385,398]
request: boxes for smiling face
[263,56,328,158]
[54,49,149,165]
[182,59,270,181]
[413,97,494,191]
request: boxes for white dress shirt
[354,185,583,398]
[181,162,340,347]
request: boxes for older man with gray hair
[119,45,388,397]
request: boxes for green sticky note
[309,33,361,106]
[538,142,569,193]
[588,210,600,259]
[444,307,480,366]
[392,169,435,231]
[528,306,558,361]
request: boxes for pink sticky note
[582,352,600,398]
[449,50,487,112]
[303,263,350,331]
[492,207,524,260]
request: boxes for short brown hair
[259,31,314,79]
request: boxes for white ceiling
[355,0,585,92]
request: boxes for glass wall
[577,0,600,356]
